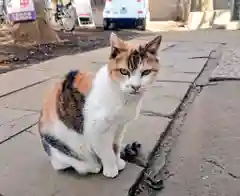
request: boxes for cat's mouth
[129,90,142,95]
[130,91,140,95]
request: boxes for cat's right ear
[109,32,126,59]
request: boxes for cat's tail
[62,70,79,92]
[120,142,147,168]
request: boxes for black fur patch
[41,136,51,156]
[57,70,85,134]
[121,141,147,168]
[41,134,83,161]
[110,47,121,59]
[127,46,146,72]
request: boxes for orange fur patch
[39,71,93,134]
[39,82,61,133]
[74,72,93,95]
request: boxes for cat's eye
[119,68,130,76]
[141,69,152,77]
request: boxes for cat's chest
[108,99,140,122]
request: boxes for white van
[103,0,148,30]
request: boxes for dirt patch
[0,26,153,74]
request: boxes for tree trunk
[11,0,60,45]
[200,0,214,11]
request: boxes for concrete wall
[149,0,179,21]
[214,0,229,9]
[148,0,230,22]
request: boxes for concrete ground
[0,29,239,196]
[160,81,240,196]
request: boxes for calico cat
[38,32,162,178]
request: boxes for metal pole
[230,0,240,21]
[230,0,235,20]
[0,0,4,16]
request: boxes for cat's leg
[51,147,101,174]
[51,156,70,170]
[114,124,127,171]
[90,132,119,178]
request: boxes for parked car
[103,0,148,30]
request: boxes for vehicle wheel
[136,18,146,31]
[103,18,109,30]
[109,22,116,30]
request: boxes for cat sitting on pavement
[38,32,162,178]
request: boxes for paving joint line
[160,40,226,44]
[141,110,172,119]
[0,121,38,145]
[156,80,191,84]
[0,76,59,99]
[209,77,240,82]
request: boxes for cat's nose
[130,85,141,91]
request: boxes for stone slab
[160,52,208,73]
[0,112,39,143]
[157,68,199,83]
[0,68,58,97]
[210,47,240,80]
[160,81,240,196]
[0,107,35,126]
[28,54,103,75]
[160,50,207,59]
[164,41,219,55]
[0,78,61,111]
[125,115,170,156]
[142,82,191,116]
[0,128,141,196]
[156,44,213,83]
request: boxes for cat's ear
[109,32,126,59]
[144,35,162,55]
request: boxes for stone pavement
[210,47,240,80]
[160,81,240,196]
[0,33,221,196]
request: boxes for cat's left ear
[144,35,162,55]
[109,32,127,59]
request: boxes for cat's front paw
[117,158,126,171]
[91,164,102,174]
[103,166,119,178]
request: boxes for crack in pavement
[140,110,172,119]
[160,44,177,52]
[188,56,216,59]
[3,106,40,113]
[25,129,37,136]
[196,82,218,88]
[0,112,39,127]
[204,158,240,179]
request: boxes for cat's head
[108,32,162,96]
